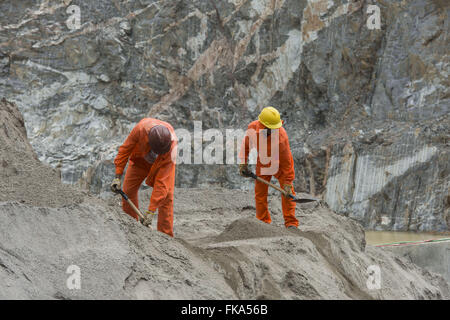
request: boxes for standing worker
[239,106,299,229]
[111,118,177,237]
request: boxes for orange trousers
[122,159,174,237]
[255,175,299,227]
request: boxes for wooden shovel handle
[247,172,319,203]
[117,190,146,220]
[248,172,290,197]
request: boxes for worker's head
[148,125,172,154]
[258,106,282,130]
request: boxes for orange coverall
[239,120,298,227]
[114,118,177,237]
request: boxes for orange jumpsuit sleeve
[114,124,140,176]
[278,131,295,184]
[238,123,255,165]
[148,154,176,212]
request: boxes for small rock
[97,74,110,83]
[119,21,132,36]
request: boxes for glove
[239,163,251,177]
[283,184,294,197]
[110,178,121,192]
[141,210,156,227]
[145,209,156,216]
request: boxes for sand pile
[0,99,83,207]
[213,217,293,243]
[0,100,449,299]
[168,189,449,299]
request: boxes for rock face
[0,100,449,300]
[323,117,449,231]
[0,0,448,231]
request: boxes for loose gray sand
[0,98,84,207]
[1,99,449,299]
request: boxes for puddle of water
[365,231,450,245]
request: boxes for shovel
[247,172,320,204]
[116,189,153,228]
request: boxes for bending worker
[111,118,177,237]
[239,106,299,229]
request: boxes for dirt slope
[0,98,83,207]
[0,99,449,299]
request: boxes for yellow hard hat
[258,106,282,129]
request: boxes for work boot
[287,225,298,230]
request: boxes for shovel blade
[290,196,321,203]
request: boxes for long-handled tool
[248,172,320,204]
[116,189,152,228]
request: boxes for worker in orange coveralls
[239,106,299,229]
[111,118,177,237]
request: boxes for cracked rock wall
[0,0,448,231]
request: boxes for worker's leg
[122,161,151,220]
[278,178,299,228]
[255,175,272,224]
[156,193,174,237]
